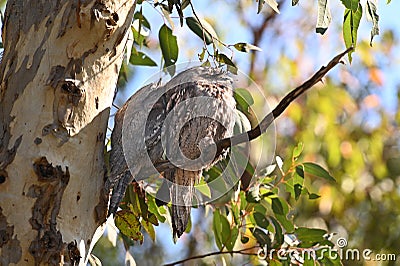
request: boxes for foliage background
[91,0,400,265]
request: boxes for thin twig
[154,47,353,173]
[214,47,354,154]
[163,246,260,266]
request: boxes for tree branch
[215,47,353,154]
[163,246,260,266]
[154,47,353,173]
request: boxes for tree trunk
[0,0,135,264]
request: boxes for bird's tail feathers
[167,169,200,239]
[108,171,133,216]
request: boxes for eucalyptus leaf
[141,220,156,241]
[343,4,362,62]
[341,0,359,11]
[217,54,238,74]
[316,0,332,35]
[266,0,280,13]
[366,0,379,46]
[195,178,212,198]
[225,227,239,252]
[269,216,284,246]
[254,212,270,229]
[159,24,178,73]
[292,142,304,159]
[308,193,321,199]
[302,162,336,182]
[252,228,272,246]
[212,210,223,249]
[257,0,264,14]
[234,88,254,114]
[233,42,262,53]
[186,17,213,45]
[129,51,157,66]
[115,210,143,243]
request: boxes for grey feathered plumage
[107,66,236,238]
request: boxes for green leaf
[220,212,232,248]
[225,227,239,252]
[213,209,231,250]
[276,214,295,232]
[269,197,294,232]
[252,228,271,246]
[201,60,211,67]
[295,164,305,178]
[129,51,157,66]
[365,0,379,46]
[198,47,206,61]
[316,0,332,35]
[141,220,156,241]
[159,24,178,71]
[240,191,248,211]
[309,193,321,199]
[131,8,150,46]
[317,248,342,265]
[286,168,304,201]
[234,88,254,114]
[341,0,359,11]
[343,4,362,62]
[271,198,284,215]
[231,203,240,225]
[115,210,143,243]
[254,212,270,229]
[295,227,327,247]
[269,261,283,266]
[292,142,304,160]
[216,53,238,74]
[294,184,303,201]
[234,110,252,135]
[257,0,264,14]
[126,188,140,215]
[233,42,262,53]
[269,216,284,246]
[195,178,212,198]
[138,195,149,219]
[302,162,336,182]
[303,256,316,266]
[145,212,159,226]
[186,17,213,45]
[213,210,223,249]
[133,9,151,30]
[147,195,166,223]
[185,215,192,233]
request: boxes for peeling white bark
[0,0,136,265]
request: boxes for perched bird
[107,66,236,238]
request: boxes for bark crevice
[28,157,77,265]
[0,207,22,265]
